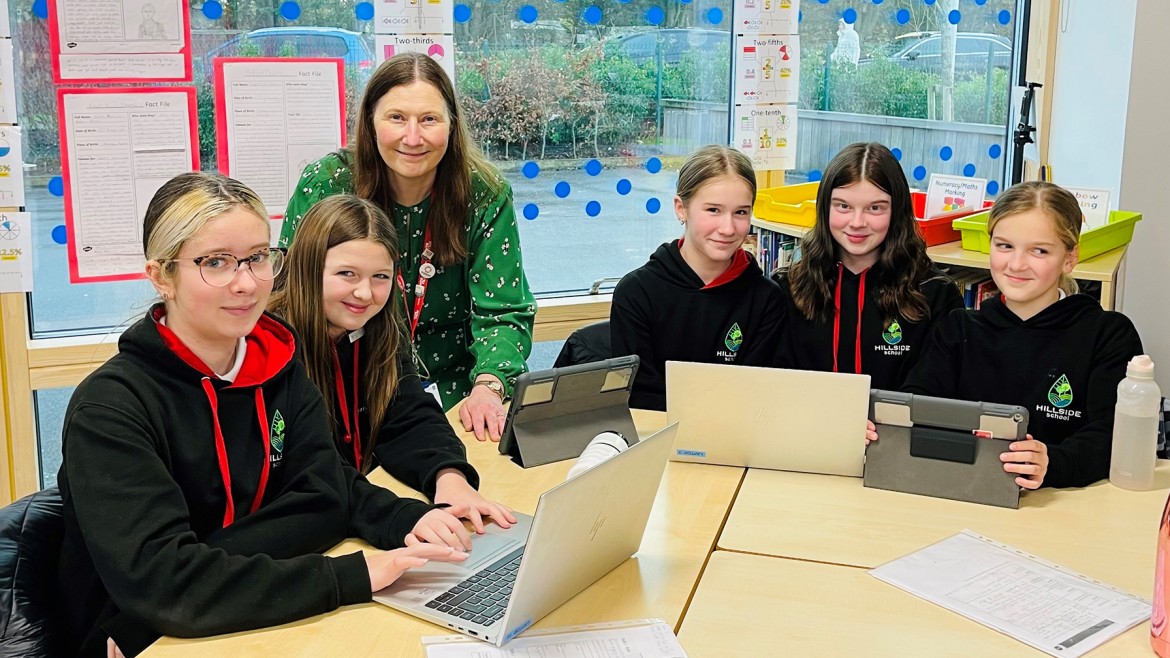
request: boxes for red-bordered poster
[214,58,347,221]
[49,0,193,84]
[58,87,199,283]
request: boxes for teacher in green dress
[281,53,536,441]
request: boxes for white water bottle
[1111,355,1161,491]
[566,432,629,480]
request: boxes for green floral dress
[281,151,536,410]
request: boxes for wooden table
[143,410,745,657]
[677,551,1150,657]
[719,465,1170,597]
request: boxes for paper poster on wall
[49,0,192,84]
[0,39,16,124]
[925,174,988,220]
[1065,187,1113,230]
[375,0,452,35]
[376,34,454,81]
[0,125,25,208]
[0,211,32,292]
[0,0,11,38]
[58,87,199,283]
[733,104,797,170]
[734,35,799,105]
[734,0,799,36]
[214,58,347,221]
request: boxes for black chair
[553,320,612,368]
[0,488,64,658]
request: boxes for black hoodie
[773,266,962,390]
[56,308,433,657]
[903,294,1144,488]
[611,240,784,411]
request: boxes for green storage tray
[952,210,1142,261]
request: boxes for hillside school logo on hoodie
[1037,373,1082,421]
[270,409,285,467]
[875,318,910,355]
[716,322,743,362]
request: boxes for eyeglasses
[160,248,285,287]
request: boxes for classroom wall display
[0,125,25,208]
[0,211,32,292]
[0,0,10,38]
[48,0,193,84]
[733,0,798,170]
[733,104,797,170]
[57,87,199,283]
[375,0,452,35]
[733,0,798,35]
[375,34,454,81]
[214,58,346,224]
[734,34,800,105]
[0,39,16,124]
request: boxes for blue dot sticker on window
[645,6,664,25]
[584,159,603,176]
[555,181,571,198]
[843,8,857,24]
[48,176,64,197]
[454,4,472,22]
[51,225,68,245]
[616,179,632,195]
[998,10,1011,25]
[924,0,936,6]
[939,146,953,161]
[202,1,224,20]
[32,0,48,19]
[522,161,540,179]
[518,5,538,23]
[705,7,723,24]
[912,166,927,182]
[963,163,976,177]
[583,6,602,25]
[586,201,601,217]
[817,0,828,4]
[523,203,539,220]
[872,0,883,5]
[948,10,961,25]
[975,0,987,5]
[355,2,374,21]
[891,147,903,161]
[989,144,1002,159]
[645,157,662,174]
[988,180,1000,196]
[280,1,301,20]
[807,169,822,182]
[646,198,662,214]
[895,8,910,24]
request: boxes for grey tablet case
[864,390,1028,509]
[498,356,640,468]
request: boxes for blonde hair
[676,145,757,205]
[143,171,269,284]
[988,181,1081,295]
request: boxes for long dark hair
[269,195,403,471]
[787,142,933,323]
[350,52,499,266]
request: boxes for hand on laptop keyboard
[411,506,474,550]
[366,541,468,592]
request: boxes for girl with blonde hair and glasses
[57,172,470,658]
[897,181,1145,490]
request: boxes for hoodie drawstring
[331,340,363,471]
[831,263,866,375]
[200,379,273,528]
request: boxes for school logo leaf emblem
[882,319,903,345]
[1048,375,1073,409]
[725,323,743,352]
[270,410,286,453]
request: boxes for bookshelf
[750,218,1129,311]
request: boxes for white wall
[1119,0,1170,391]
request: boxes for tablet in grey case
[498,356,640,468]
[863,390,1028,509]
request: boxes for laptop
[374,423,679,645]
[666,361,871,476]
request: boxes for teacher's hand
[460,381,506,442]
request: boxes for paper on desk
[421,618,687,657]
[870,530,1151,658]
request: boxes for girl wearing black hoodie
[57,173,469,658]
[270,194,516,535]
[611,145,784,411]
[774,142,962,389]
[898,181,1144,489]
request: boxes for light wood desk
[143,410,745,657]
[677,551,1149,657]
[720,464,1170,597]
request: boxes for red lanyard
[395,224,434,340]
[331,339,363,470]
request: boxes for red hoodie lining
[676,239,753,289]
[331,339,363,471]
[831,263,867,375]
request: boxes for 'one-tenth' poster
[735,35,800,105]
[375,0,452,35]
[735,0,799,36]
[734,104,797,171]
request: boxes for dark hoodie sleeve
[1044,314,1144,488]
[901,307,966,397]
[739,279,786,367]
[923,272,964,330]
[770,273,799,369]
[611,272,665,411]
[372,349,478,498]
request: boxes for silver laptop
[666,361,871,476]
[374,423,678,645]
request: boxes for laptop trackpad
[453,532,523,573]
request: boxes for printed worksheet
[734,34,799,105]
[375,0,452,36]
[734,104,797,170]
[50,0,191,82]
[870,530,1151,658]
[214,58,346,219]
[59,88,198,282]
[0,211,32,292]
[421,618,687,657]
[0,125,23,207]
[376,34,454,81]
[0,38,16,124]
[734,0,799,36]
[0,0,11,38]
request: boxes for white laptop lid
[666,361,870,476]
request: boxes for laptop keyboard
[424,546,524,626]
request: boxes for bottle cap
[1127,354,1155,379]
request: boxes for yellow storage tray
[952,210,1142,261]
[754,182,819,228]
